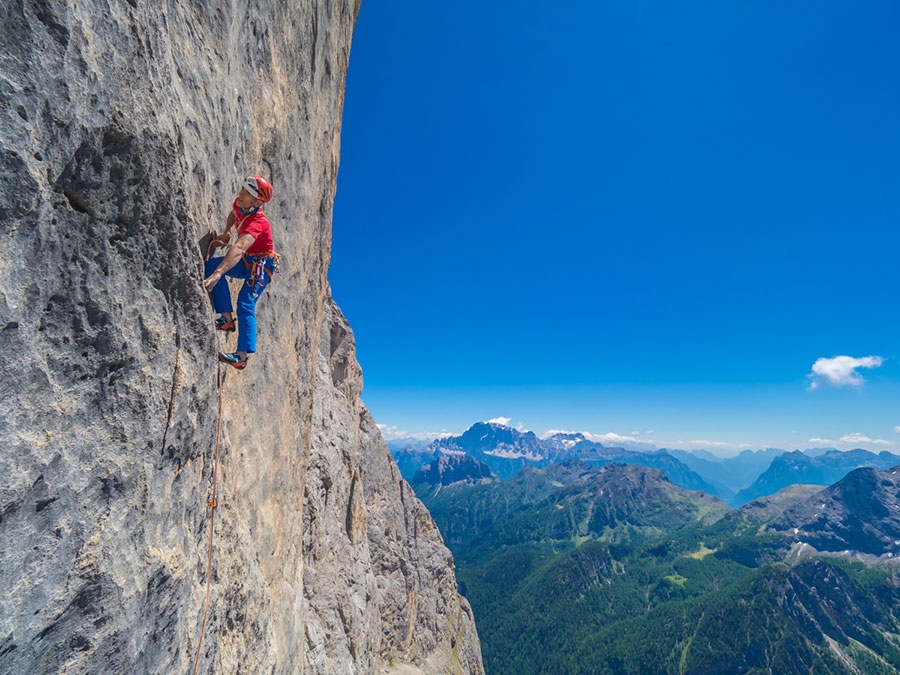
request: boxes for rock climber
[203,175,279,370]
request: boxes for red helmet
[242,175,273,203]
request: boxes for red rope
[192,364,224,675]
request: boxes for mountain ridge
[736,449,900,504]
[393,423,900,507]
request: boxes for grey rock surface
[0,1,482,673]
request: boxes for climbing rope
[192,361,225,675]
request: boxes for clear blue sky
[330,1,900,454]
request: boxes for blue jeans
[205,255,274,353]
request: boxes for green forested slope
[418,463,900,674]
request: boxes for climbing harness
[206,231,282,300]
[242,250,281,298]
[192,360,225,675]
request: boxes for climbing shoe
[215,316,236,332]
[218,351,248,370]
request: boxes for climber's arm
[214,211,237,245]
[202,233,256,292]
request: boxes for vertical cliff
[0,1,482,673]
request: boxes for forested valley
[414,459,900,674]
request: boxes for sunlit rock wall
[0,1,482,673]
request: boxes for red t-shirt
[232,199,275,256]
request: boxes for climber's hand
[203,271,222,293]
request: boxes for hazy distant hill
[668,447,788,499]
[385,438,441,481]
[735,449,900,505]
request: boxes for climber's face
[236,187,258,210]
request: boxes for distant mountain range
[390,421,900,506]
[396,421,724,498]
[667,446,788,494]
[735,449,900,505]
[410,454,900,674]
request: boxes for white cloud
[486,416,512,426]
[807,355,883,390]
[689,439,753,449]
[839,432,891,446]
[894,426,900,434]
[542,429,577,438]
[376,424,453,442]
[807,433,892,447]
[594,432,642,444]
[540,429,645,445]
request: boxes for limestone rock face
[0,2,482,674]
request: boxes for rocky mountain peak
[457,422,542,451]
[770,466,900,557]
[413,453,495,488]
